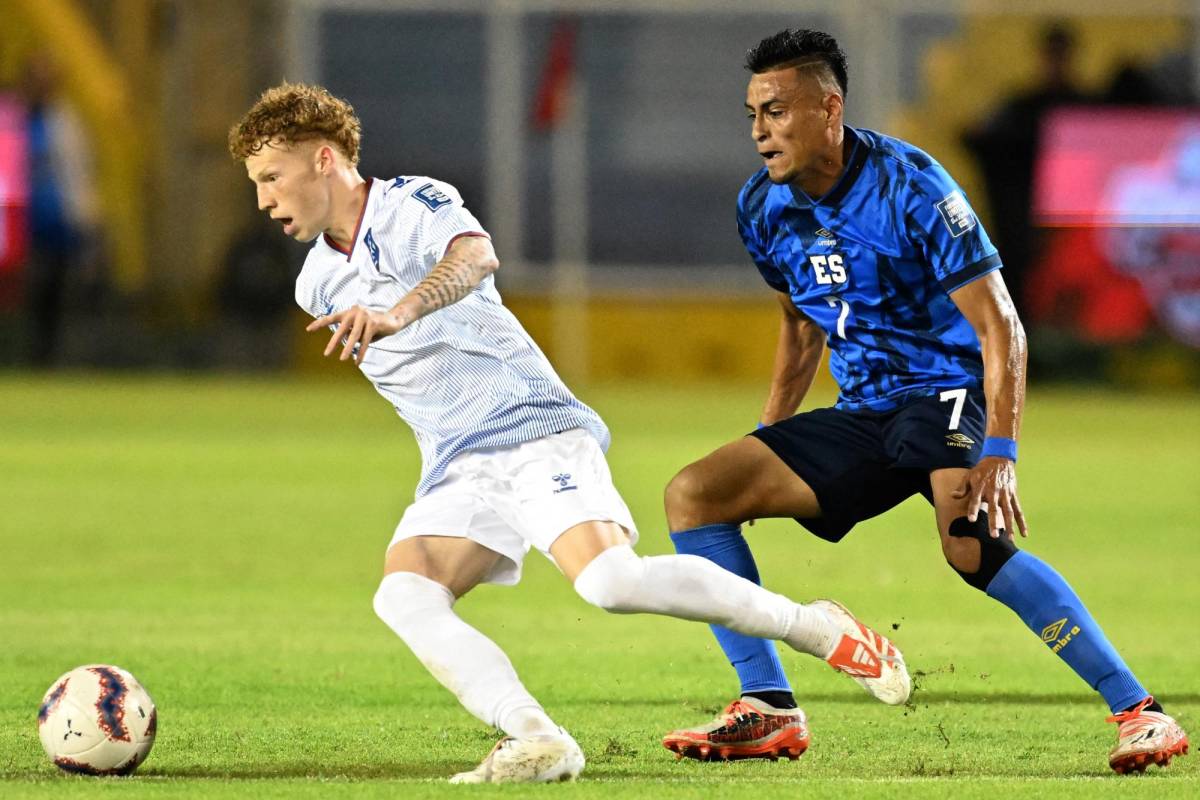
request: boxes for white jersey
[295,176,609,497]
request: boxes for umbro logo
[1042,618,1083,653]
[552,473,577,494]
[1041,619,1067,642]
[945,432,975,449]
[815,227,838,246]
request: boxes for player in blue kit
[661,29,1188,774]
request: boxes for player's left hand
[305,305,410,364]
[951,456,1028,540]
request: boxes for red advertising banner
[1032,108,1200,346]
[0,95,28,274]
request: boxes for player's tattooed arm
[761,291,825,425]
[948,272,1029,539]
[402,235,499,321]
[305,234,498,365]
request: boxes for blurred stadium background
[0,0,1197,384]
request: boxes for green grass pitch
[1,373,1196,798]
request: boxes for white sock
[373,572,560,739]
[572,545,838,658]
[787,605,839,659]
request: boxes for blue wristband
[981,436,1018,461]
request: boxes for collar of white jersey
[321,177,377,261]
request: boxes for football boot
[1107,696,1189,774]
[813,599,911,705]
[662,696,809,761]
[449,729,584,783]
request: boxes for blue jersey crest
[364,228,380,270]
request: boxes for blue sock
[669,523,791,694]
[986,551,1147,712]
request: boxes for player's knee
[373,571,454,635]
[944,513,1017,592]
[940,534,978,572]
[572,545,647,614]
[664,465,714,528]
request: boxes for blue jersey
[737,126,1002,411]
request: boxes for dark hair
[745,29,848,97]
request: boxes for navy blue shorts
[749,389,986,542]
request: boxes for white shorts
[389,428,638,585]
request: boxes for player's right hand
[305,305,410,365]
[951,456,1028,540]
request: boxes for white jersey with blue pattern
[294,176,609,497]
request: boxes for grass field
[1,373,1197,798]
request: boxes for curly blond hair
[229,82,361,164]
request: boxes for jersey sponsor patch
[935,190,977,238]
[414,183,453,211]
[364,228,380,270]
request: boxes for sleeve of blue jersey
[737,182,789,293]
[941,252,1003,295]
[904,164,1003,295]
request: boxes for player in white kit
[229,83,910,783]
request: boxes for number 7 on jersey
[824,295,850,340]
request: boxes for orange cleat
[662,697,809,762]
[814,599,911,705]
[1107,696,1189,774]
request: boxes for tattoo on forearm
[409,254,487,315]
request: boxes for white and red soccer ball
[37,665,157,775]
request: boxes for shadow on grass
[136,761,457,780]
[896,691,1199,706]
[568,691,1200,707]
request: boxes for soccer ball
[37,665,157,775]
